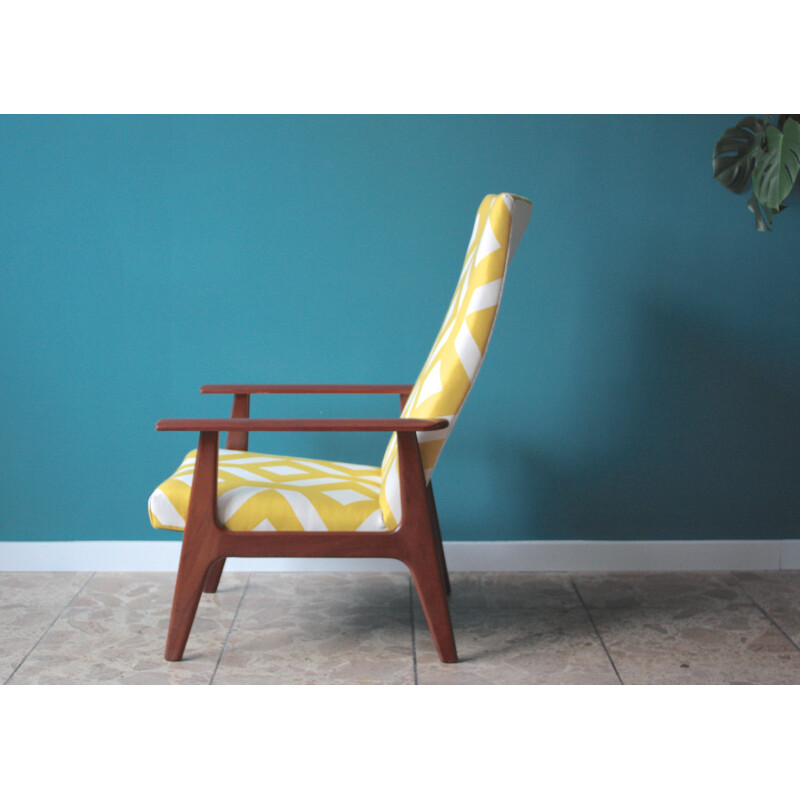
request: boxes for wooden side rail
[200,383,414,395]
[156,417,447,433]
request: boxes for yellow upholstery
[379,193,531,527]
[148,193,531,533]
[148,449,386,532]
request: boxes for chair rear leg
[203,558,226,593]
[427,483,451,596]
[407,532,458,664]
[165,535,216,661]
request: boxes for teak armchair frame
[157,383,457,663]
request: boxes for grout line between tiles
[209,573,251,685]
[730,574,800,655]
[570,576,624,685]
[409,578,418,685]
[4,571,96,685]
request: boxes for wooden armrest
[155,417,448,432]
[200,384,414,395]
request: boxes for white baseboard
[781,538,800,569]
[0,539,798,572]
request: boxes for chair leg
[407,528,458,664]
[427,483,451,596]
[203,558,226,593]
[165,534,217,661]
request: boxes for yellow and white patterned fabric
[379,193,532,527]
[148,449,387,532]
[148,193,531,534]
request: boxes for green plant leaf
[713,116,766,194]
[752,118,800,209]
[747,192,773,231]
[776,114,800,130]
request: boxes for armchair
[149,193,533,664]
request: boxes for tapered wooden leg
[395,431,457,663]
[408,539,458,663]
[427,483,451,596]
[165,534,217,661]
[406,510,457,663]
[203,558,225,593]
[165,431,222,661]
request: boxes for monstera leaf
[752,118,800,210]
[777,114,800,129]
[713,116,766,194]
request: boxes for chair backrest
[379,192,532,528]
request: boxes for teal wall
[1,115,799,543]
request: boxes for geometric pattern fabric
[379,193,532,527]
[149,449,387,532]
[148,193,532,534]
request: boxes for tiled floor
[1,570,799,684]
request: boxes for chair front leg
[165,531,221,660]
[166,431,223,661]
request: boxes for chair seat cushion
[148,448,387,533]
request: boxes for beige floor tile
[214,574,414,684]
[573,571,751,610]
[421,572,580,610]
[245,571,410,612]
[73,571,247,612]
[0,606,64,683]
[7,574,248,684]
[0,572,92,607]
[734,571,800,645]
[594,605,800,684]
[415,606,619,685]
[213,601,414,684]
[3,569,799,685]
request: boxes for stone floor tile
[0,572,92,608]
[418,572,581,611]
[415,606,619,685]
[7,575,248,684]
[72,571,247,613]
[3,570,800,685]
[213,600,414,684]
[245,571,410,612]
[593,605,800,684]
[0,606,64,683]
[733,571,800,646]
[573,571,751,610]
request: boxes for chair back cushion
[379,193,532,527]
